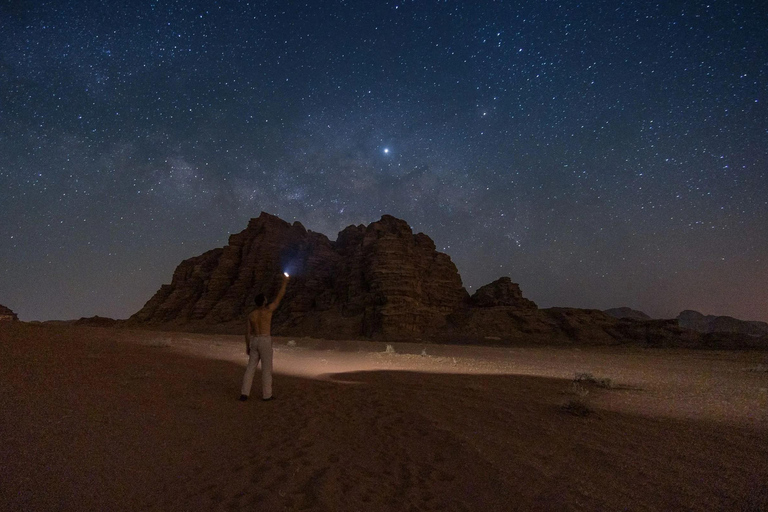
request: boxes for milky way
[1,1,766,322]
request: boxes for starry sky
[1,0,767,323]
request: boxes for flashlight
[284,272,289,277]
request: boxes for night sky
[1,1,766,323]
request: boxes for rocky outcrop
[130,213,467,339]
[603,307,651,321]
[469,277,537,309]
[0,304,19,322]
[444,306,701,346]
[677,310,768,337]
[328,215,468,337]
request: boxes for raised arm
[268,273,289,311]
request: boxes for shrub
[574,372,613,389]
[561,381,594,416]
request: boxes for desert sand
[2,322,767,511]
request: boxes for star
[0,0,765,324]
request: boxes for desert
[2,322,767,511]
[5,1,768,510]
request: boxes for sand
[1,322,767,511]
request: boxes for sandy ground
[2,323,768,511]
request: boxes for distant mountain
[677,310,768,336]
[0,304,19,322]
[74,316,120,327]
[603,307,651,321]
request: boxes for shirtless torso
[245,274,289,351]
[247,307,276,336]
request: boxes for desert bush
[561,373,615,417]
[561,381,594,416]
[385,344,395,354]
[574,372,613,389]
[570,381,590,398]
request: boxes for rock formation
[469,277,538,309]
[0,304,19,322]
[677,310,768,337]
[130,213,466,339]
[129,212,766,348]
[603,307,651,321]
[444,305,699,346]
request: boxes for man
[239,272,289,401]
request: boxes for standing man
[240,272,289,401]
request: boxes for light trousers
[240,335,273,399]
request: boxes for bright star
[383,147,390,154]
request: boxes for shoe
[262,396,275,401]
[239,395,248,401]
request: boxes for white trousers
[240,335,273,399]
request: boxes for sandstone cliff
[130,213,466,339]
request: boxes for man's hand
[269,272,290,311]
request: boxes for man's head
[254,293,267,307]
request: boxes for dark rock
[540,308,623,344]
[129,212,467,339]
[129,212,761,348]
[603,307,651,321]
[677,310,768,336]
[73,316,119,327]
[611,318,702,348]
[0,304,19,322]
[470,277,538,309]
[699,332,768,350]
[443,305,710,347]
[677,310,711,333]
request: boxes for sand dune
[1,323,767,511]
